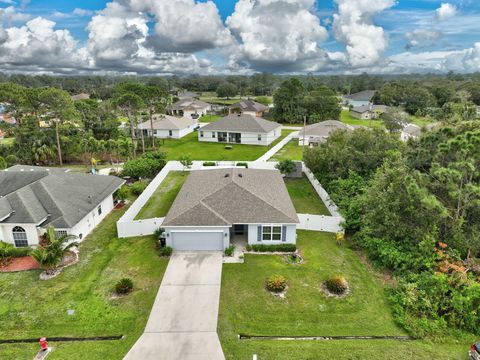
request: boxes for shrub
[236,162,248,168]
[160,246,173,257]
[0,156,6,170]
[266,275,287,293]
[130,180,148,195]
[245,244,296,252]
[122,151,166,178]
[115,186,130,201]
[5,154,17,167]
[275,159,296,176]
[154,228,165,239]
[203,161,216,166]
[325,275,348,295]
[115,278,134,295]
[224,245,235,257]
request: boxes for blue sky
[0,0,479,74]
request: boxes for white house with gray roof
[0,166,124,248]
[298,120,355,146]
[138,114,198,139]
[199,114,281,146]
[165,98,211,119]
[162,168,299,251]
[230,99,269,117]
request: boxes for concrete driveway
[123,252,225,360]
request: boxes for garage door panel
[171,231,224,251]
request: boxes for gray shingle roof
[0,167,124,228]
[138,114,197,130]
[300,120,354,137]
[231,99,269,113]
[351,105,387,113]
[200,114,281,133]
[163,168,299,227]
[345,90,376,102]
[166,99,210,111]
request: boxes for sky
[0,0,479,75]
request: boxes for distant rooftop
[231,99,269,113]
[345,90,376,102]
[138,114,197,130]
[201,114,280,133]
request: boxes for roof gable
[201,114,280,133]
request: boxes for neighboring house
[199,114,281,146]
[138,114,198,139]
[0,165,124,248]
[343,90,376,107]
[230,99,269,117]
[298,120,355,146]
[0,114,16,125]
[166,99,211,119]
[162,168,299,251]
[350,105,387,120]
[71,93,90,101]
[400,122,440,141]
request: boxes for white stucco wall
[0,223,40,246]
[198,127,281,146]
[247,224,296,245]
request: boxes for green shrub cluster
[245,244,296,252]
[265,275,287,292]
[0,241,31,263]
[235,162,248,168]
[203,161,216,166]
[325,275,348,295]
[115,278,134,295]
[224,245,235,256]
[122,151,166,179]
[160,246,173,257]
[130,180,149,195]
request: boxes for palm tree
[32,226,78,274]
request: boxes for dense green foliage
[325,275,348,295]
[32,227,78,273]
[115,278,134,295]
[245,244,296,252]
[304,121,480,336]
[122,151,166,179]
[265,275,287,292]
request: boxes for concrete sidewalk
[124,252,225,360]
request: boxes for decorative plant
[224,245,235,257]
[275,159,296,176]
[115,278,134,295]
[160,246,173,257]
[266,275,287,293]
[31,226,78,274]
[325,275,348,295]
[179,155,193,171]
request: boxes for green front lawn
[218,231,471,359]
[199,114,221,122]
[340,109,385,129]
[270,140,303,161]
[284,176,331,215]
[135,171,186,220]
[158,130,294,161]
[0,208,168,360]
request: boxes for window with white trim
[258,134,262,141]
[12,226,28,247]
[200,131,204,138]
[212,132,216,138]
[168,130,173,136]
[97,205,102,216]
[262,226,282,241]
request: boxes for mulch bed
[113,201,126,210]
[0,256,40,272]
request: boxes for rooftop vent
[224,173,229,178]
[238,173,243,178]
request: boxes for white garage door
[171,231,224,251]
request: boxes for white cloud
[226,0,328,71]
[436,3,457,21]
[332,0,396,67]
[0,5,30,22]
[0,0,16,4]
[73,8,94,17]
[405,29,443,49]
[0,17,89,73]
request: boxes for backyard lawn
[285,176,330,215]
[218,231,472,359]
[270,140,303,161]
[199,114,221,122]
[0,208,168,360]
[135,171,186,220]
[158,130,294,161]
[340,109,385,129]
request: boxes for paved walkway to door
[123,252,225,360]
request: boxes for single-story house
[298,120,355,146]
[71,93,90,101]
[350,105,388,120]
[400,122,439,141]
[138,114,198,139]
[343,90,376,107]
[230,99,269,117]
[199,114,281,146]
[162,168,299,251]
[166,99,211,119]
[0,165,124,248]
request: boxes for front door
[234,224,246,235]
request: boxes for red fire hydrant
[39,337,48,352]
